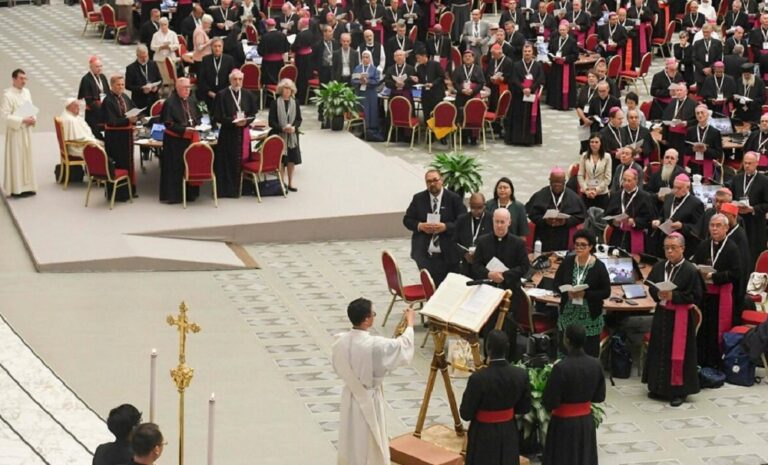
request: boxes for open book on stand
[419,273,506,333]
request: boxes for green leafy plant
[515,362,606,448]
[310,80,361,120]
[429,152,482,197]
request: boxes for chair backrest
[83,143,111,179]
[178,35,187,48]
[639,100,651,120]
[639,52,652,76]
[433,101,457,127]
[79,0,89,18]
[164,57,178,82]
[390,96,414,127]
[184,142,215,179]
[420,268,436,300]
[382,250,404,297]
[585,34,598,52]
[246,24,259,43]
[450,46,461,70]
[756,250,768,274]
[692,305,703,334]
[257,135,286,172]
[408,25,418,44]
[664,20,676,42]
[53,117,67,162]
[100,4,115,24]
[607,54,622,78]
[495,90,512,119]
[604,224,613,244]
[278,64,298,83]
[515,290,536,333]
[526,220,536,253]
[568,162,580,194]
[84,0,95,12]
[439,11,454,34]
[150,99,164,117]
[546,1,554,13]
[242,63,262,90]
[462,98,487,128]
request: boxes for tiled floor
[0,3,767,465]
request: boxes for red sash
[475,408,515,423]
[165,128,200,143]
[561,61,570,109]
[639,23,648,55]
[663,303,693,386]
[575,30,586,48]
[669,124,687,135]
[706,282,734,351]
[655,96,672,105]
[523,78,540,134]
[440,57,448,70]
[552,402,591,417]
[620,222,645,254]
[241,126,251,162]
[295,47,312,56]
[625,36,633,70]
[262,53,284,61]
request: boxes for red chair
[652,21,675,58]
[178,35,188,49]
[604,224,614,244]
[381,250,427,326]
[526,220,536,253]
[484,89,511,142]
[163,57,178,85]
[483,0,498,14]
[150,99,164,118]
[240,135,287,202]
[241,63,263,109]
[619,52,652,93]
[182,142,218,208]
[408,25,418,44]
[585,34,599,52]
[419,268,437,347]
[83,143,133,209]
[450,46,461,72]
[387,96,421,149]
[266,64,298,100]
[100,4,127,44]
[245,23,259,45]
[427,101,457,152]
[459,98,487,150]
[546,1,554,14]
[568,162,580,195]
[306,71,321,105]
[606,54,622,80]
[53,116,87,190]
[639,100,652,120]
[516,290,557,337]
[80,0,103,36]
[428,11,454,40]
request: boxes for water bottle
[534,240,542,257]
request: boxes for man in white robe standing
[0,69,37,198]
[331,298,415,465]
[59,98,100,158]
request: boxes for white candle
[150,349,157,422]
[207,393,215,465]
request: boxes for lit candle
[150,349,157,422]
[208,393,215,465]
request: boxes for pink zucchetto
[674,173,691,184]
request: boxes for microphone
[466,279,494,286]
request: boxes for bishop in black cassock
[727,152,768,266]
[78,65,110,139]
[506,44,545,146]
[652,174,704,258]
[604,168,653,254]
[212,71,259,198]
[525,169,587,252]
[195,44,236,117]
[160,80,201,204]
[102,78,137,202]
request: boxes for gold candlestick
[167,301,201,465]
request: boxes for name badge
[433,55,441,62]
[587,179,599,188]
[236,111,245,120]
[583,105,589,112]
[408,18,413,24]
[360,84,367,91]
[695,151,704,160]
[705,53,709,62]
[717,93,724,100]
[555,51,562,58]
[371,19,378,27]
[763,42,768,50]
[526,73,533,80]
[99,93,106,102]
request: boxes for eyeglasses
[663,245,682,250]
[426,178,442,184]
[574,242,590,248]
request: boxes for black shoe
[647,391,664,401]
[287,186,298,192]
[439,137,448,145]
[19,191,36,197]
[469,138,477,146]
[670,397,685,407]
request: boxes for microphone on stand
[466,279,494,286]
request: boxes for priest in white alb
[0,69,37,198]
[59,98,100,158]
[331,298,415,465]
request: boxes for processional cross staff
[167,301,201,465]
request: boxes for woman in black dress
[268,78,302,192]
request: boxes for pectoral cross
[167,301,200,366]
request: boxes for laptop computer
[622,284,647,299]
[710,117,735,136]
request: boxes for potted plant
[515,363,606,455]
[310,80,361,131]
[429,152,482,198]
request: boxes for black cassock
[691,39,724,86]
[692,239,742,367]
[684,124,722,177]
[125,60,162,112]
[643,259,703,399]
[471,232,531,344]
[160,92,201,204]
[748,27,768,77]
[541,350,605,465]
[597,23,628,58]
[291,30,315,104]
[649,70,685,120]
[485,56,514,114]
[743,129,768,159]
[460,360,531,465]
[626,6,653,69]
[415,60,445,120]
[213,87,258,198]
[620,124,654,162]
[506,58,544,146]
[661,97,697,163]
[546,35,579,110]
[454,211,493,276]
[654,192,704,258]
[257,30,290,86]
[102,92,136,202]
[525,186,587,252]
[588,96,621,136]
[604,189,653,253]
[598,122,624,160]
[727,171,768,266]
[78,72,110,138]
[196,53,236,116]
[734,77,766,123]
[451,64,485,121]
[698,74,737,114]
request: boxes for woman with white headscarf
[351,50,382,140]
[269,78,302,192]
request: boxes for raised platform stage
[1,129,425,272]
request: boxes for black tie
[432,196,439,213]
[431,197,439,248]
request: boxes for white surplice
[59,109,97,158]
[331,326,414,465]
[0,86,36,195]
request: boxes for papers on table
[603,212,629,223]
[125,107,145,118]
[419,273,506,332]
[558,284,589,293]
[526,288,553,298]
[486,257,509,273]
[662,119,683,127]
[543,209,570,220]
[648,280,677,292]
[224,20,235,29]
[658,219,675,235]
[13,100,38,119]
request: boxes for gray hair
[202,14,214,24]
[710,213,729,226]
[211,37,224,45]
[159,17,169,25]
[276,78,297,96]
[136,44,149,55]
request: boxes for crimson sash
[561,61,570,109]
[625,36,633,70]
[620,222,645,254]
[295,47,312,55]
[475,408,515,423]
[663,302,693,386]
[706,282,734,350]
[523,78,539,134]
[262,53,284,61]
[241,126,251,162]
[639,23,648,55]
[552,402,591,417]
